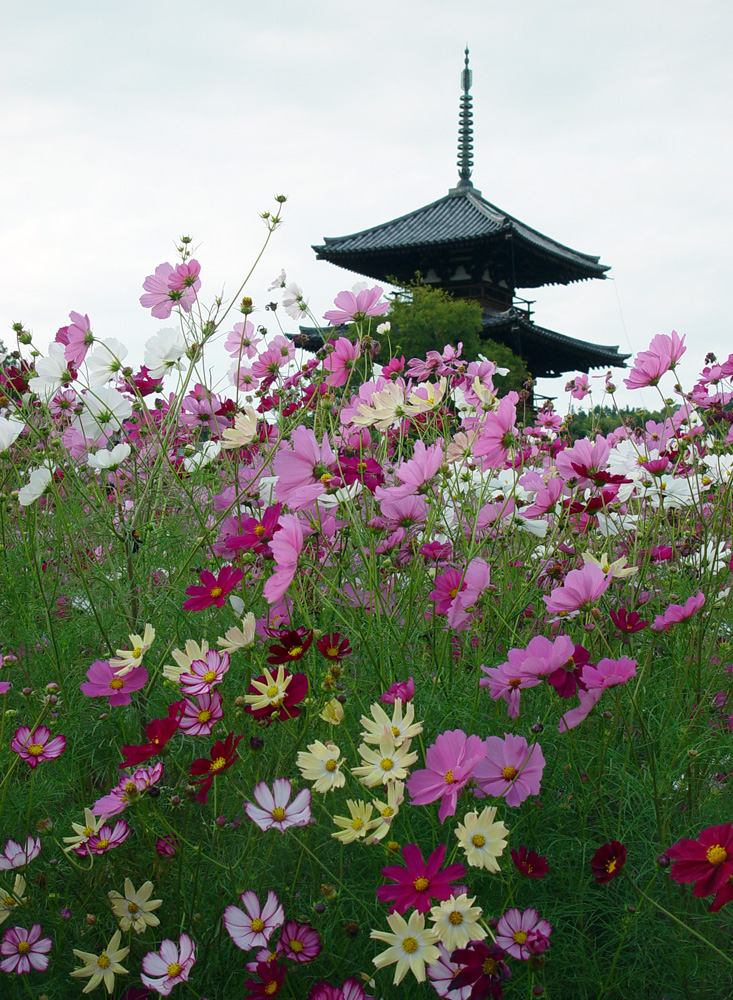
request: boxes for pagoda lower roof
[289,308,628,380]
[313,184,610,289]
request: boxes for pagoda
[310,50,628,379]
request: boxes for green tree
[379,281,529,395]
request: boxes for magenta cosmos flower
[543,562,611,616]
[140,262,197,319]
[224,890,285,951]
[473,733,546,808]
[263,514,310,604]
[178,691,224,737]
[183,566,244,611]
[381,678,415,704]
[473,395,519,469]
[667,823,733,898]
[277,921,321,963]
[307,979,372,1000]
[141,934,196,996]
[80,660,148,706]
[245,778,311,833]
[651,590,705,632]
[376,843,466,914]
[322,337,362,388]
[323,285,389,325]
[179,649,230,696]
[495,907,551,961]
[11,725,66,769]
[623,330,686,389]
[0,837,41,871]
[0,924,52,974]
[406,729,487,822]
[86,820,130,856]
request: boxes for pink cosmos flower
[92,762,165,818]
[379,441,443,500]
[0,924,52,974]
[11,725,66,769]
[179,650,230,696]
[495,907,552,961]
[86,820,131,855]
[263,515,310,604]
[557,687,604,733]
[308,979,372,1000]
[566,373,590,400]
[542,562,612,616]
[425,944,473,1000]
[178,691,224,736]
[406,729,487,822]
[277,921,321,962]
[245,778,311,833]
[274,426,338,507]
[624,331,686,389]
[473,394,519,468]
[582,657,637,690]
[0,837,41,871]
[80,660,148,706]
[183,566,244,611]
[473,733,546,807]
[140,262,196,319]
[168,259,201,297]
[141,934,196,996]
[224,890,285,951]
[481,635,577,715]
[224,320,261,359]
[64,311,95,366]
[376,843,466,913]
[651,590,706,632]
[480,659,544,718]
[554,436,611,486]
[381,678,415,704]
[322,337,361,388]
[446,557,492,630]
[323,285,389,325]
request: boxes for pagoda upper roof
[313,184,610,289]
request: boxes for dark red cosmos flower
[244,668,308,724]
[124,365,163,397]
[244,960,286,999]
[227,503,283,555]
[609,607,650,634]
[590,841,627,883]
[511,846,549,878]
[708,873,733,913]
[189,731,243,803]
[119,701,184,769]
[338,455,384,493]
[546,644,591,700]
[266,627,314,665]
[316,633,352,662]
[377,843,466,914]
[183,566,244,611]
[667,823,733,898]
[449,941,511,999]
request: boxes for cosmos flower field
[0,218,732,999]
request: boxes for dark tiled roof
[314,187,609,288]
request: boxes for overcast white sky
[3,0,732,410]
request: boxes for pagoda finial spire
[456,46,474,190]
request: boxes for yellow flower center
[707,844,727,865]
[502,765,518,781]
[251,918,265,932]
[97,953,111,969]
[167,962,182,977]
[325,759,338,772]
[326,647,339,657]
[512,930,528,944]
[449,910,464,926]
[351,818,364,831]
[3,896,16,908]
[203,670,217,682]
[288,646,303,657]
[209,586,223,598]
[482,957,498,975]
[27,744,44,756]
[382,806,394,817]
[380,758,394,771]
[290,939,304,953]
[266,685,279,698]
[265,984,278,995]
[402,936,418,954]
[124,781,137,795]
[96,839,110,849]
[508,677,522,689]
[472,833,486,848]
[449,587,459,598]
[606,859,617,873]
[83,826,94,837]
[132,647,143,658]
[271,807,286,821]
[392,726,401,737]
[254,524,266,536]
[127,902,139,914]
[17,940,30,954]
[413,876,429,892]
[109,678,124,690]
[210,756,227,771]
[197,709,211,723]
[444,769,455,784]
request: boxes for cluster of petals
[183,566,244,611]
[407,729,486,822]
[93,762,164,816]
[495,907,551,960]
[377,843,465,914]
[623,330,686,389]
[481,633,576,717]
[543,561,612,616]
[140,261,200,319]
[245,778,311,833]
[141,934,196,996]
[224,890,285,951]
[10,725,66,769]
[651,590,706,632]
[557,658,636,732]
[473,733,546,807]
[80,660,147,706]
[0,837,41,871]
[0,924,52,974]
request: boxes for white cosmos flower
[87,443,131,471]
[18,467,53,506]
[144,328,186,380]
[282,283,308,321]
[84,338,129,387]
[183,440,221,472]
[0,415,25,452]
[28,343,72,401]
[76,387,133,440]
[220,408,258,449]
